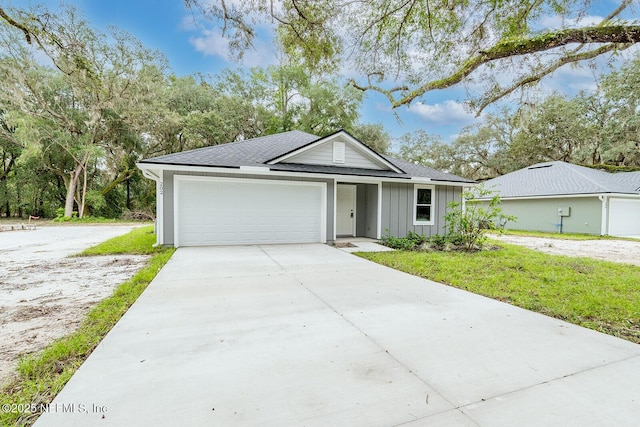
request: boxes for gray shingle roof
[141,130,319,168]
[480,161,640,198]
[615,171,640,192]
[382,155,474,183]
[140,130,475,183]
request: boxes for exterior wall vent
[333,141,346,164]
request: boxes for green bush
[380,230,427,250]
[53,208,78,222]
[444,186,515,251]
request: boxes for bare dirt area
[0,225,150,385]
[490,234,640,266]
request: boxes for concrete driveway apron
[34,244,640,426]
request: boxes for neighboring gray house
[137,129,474,247]
[477,161,640,237]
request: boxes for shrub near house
[382,187,514,251]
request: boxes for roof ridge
[223,129,317,148]
[559,162,613,193]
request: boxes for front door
[336,184,356,236]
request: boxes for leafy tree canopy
[186,0,640,113]
[396,51,640,180]
[0,3,383,219]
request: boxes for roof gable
[267,130,403,173]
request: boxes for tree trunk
[78,163,88,218]
[65,163,83,217]
[126,178,131,210]
[16,185,22,218]
[2,181,9,218]
[64,175,76,217]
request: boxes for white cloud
[408,100,479,125]
[181,15,198,31]
[188,28,277,67]
[537,45,640,96]
[548,65,599,93]
[189,28,230,57]
[540,14,604,29]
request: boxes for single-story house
[476,161,640,237]
[137,129,475,247]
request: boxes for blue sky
[17,0,639,143]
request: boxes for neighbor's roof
[139,130,474,183]
[480,161,640,198]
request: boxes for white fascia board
[334,176,383,185]
[139,166,161,181]
[138,163,470,186]
[414,179,472,187]
[267,131,404,173]
[239,165,271,172]
[469,193,640,202]
[607,194,640,200]
[410,176,476,188]
[334,132,404,173]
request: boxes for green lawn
[0,226,175,427]
[77,225,163,255]
[358,243,640,344]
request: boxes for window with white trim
[413,185,434,225]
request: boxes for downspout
[598,194,608,236]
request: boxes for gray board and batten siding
[382,183,463,238]
[162,170,335,246]
[355,183,379,239]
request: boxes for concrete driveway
[34,244,640,426]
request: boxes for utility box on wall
[558,207,571,217]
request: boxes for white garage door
[175,176,326,246]
[609,198,640,237]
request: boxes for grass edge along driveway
[358,242,640,345]
[0,226,175,427]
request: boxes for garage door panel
[176,177,325,246]
[609,198,640,237]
